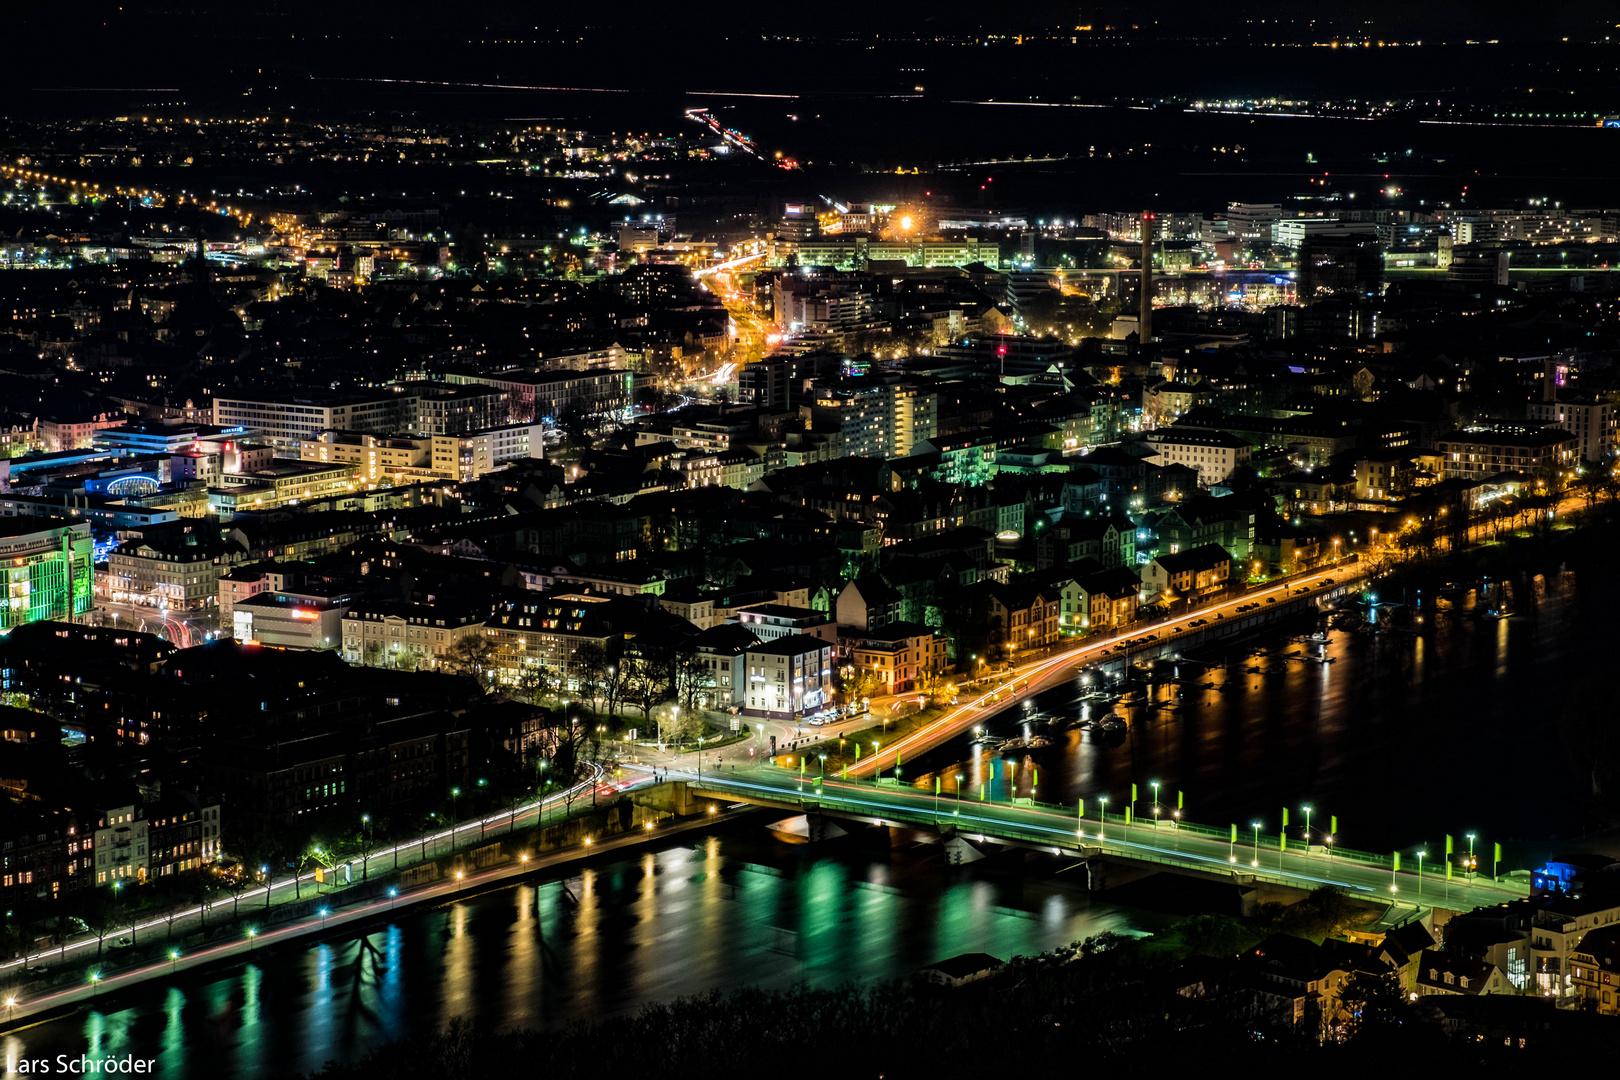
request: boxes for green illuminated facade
[0,520,93,631]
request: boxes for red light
[997,346,1007,356]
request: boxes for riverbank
[0,796,749,1033]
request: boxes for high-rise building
[1298,233,1384,305]
[806,378,938,460]
[1226,202,1283,253]
[0,518,93,630]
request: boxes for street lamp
[389,888,398,911]
[169,949,180,972]
[1251,822,1262,868]
[5,996,14,1024]
[1416,850,1426,899]
[247,928,257,950]
[1151,781,1160,824]
[818,754,826,785]
[1301,804,1313,852]
[1098,796,1109,838]
[319,907,330,929]
[451,787,461,847]
[1466,833,1477,879]
[955,773,964,815]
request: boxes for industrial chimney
[1140,211,1155,344]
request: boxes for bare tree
[440,634,496,682]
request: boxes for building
[805,378,938,461]
[1435,428,1578,481]
[1570,926,1620,1015]
[91,422,251,457]
[301,432,439,486]
[438,368,632,425]
[741,634,834,721]
[342,600,488,672]
[106,522,252,611]
[1414,949,1512,999]
[205,711,472,834]
[1527,398,1614,463]
[0,518,92,631]
[1143,429,1253,487]
[92,803,148,885]
[728,604,835,644]
[1140,543,1233,604]
[214,460,360,511]
[1297,233,1383,305]
[843,620,948,695]
[233,588,357,650]
[437,423,548,482]
[213,390,416,453]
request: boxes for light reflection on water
[911,583,1589,849]
[5,830,1150,1079]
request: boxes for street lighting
[319,907,330,929]
[1151,781,1160,824]
[1302,804,1313,852]
[1466,833,1477,879]
[1251,822,1262,867]
[169,949,180,972]
[5,996,14,1024]
[451,787,461,848]
[955,773,964,815]
[1416,850,1426,898]
[1098,796,1109,838]
[247,928,257,950]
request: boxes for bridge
[649,769,1526,915]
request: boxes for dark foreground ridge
[305,928,1619,1078]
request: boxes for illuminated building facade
[0,518,93,631]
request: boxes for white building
[1143,429,1253,487]
[742,634,834,721]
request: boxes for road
[847,561,1369,779]
[672,765,1526,914]
[702,267,772,366]
[93,600,205,648]
[0,795,745,1031]
[1,772,606,984]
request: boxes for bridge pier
[766,813,849,843]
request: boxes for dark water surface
[913,579,1596,853]
[7,577,1603,1077]
[2,829,1159,1079]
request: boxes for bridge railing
[707,772,1515,890]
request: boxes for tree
[916,666,951,705]
[80,892,117,957]
[656,706,702,749]
[558,403,594,449]
[572,642,609,711]
[671,643,708,714]
[512,662,555,707]
[225,867,253,917]
[440,635,495,683]
[1335,969,1408,1043]
[624,656,667,722]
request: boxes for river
[1,828,1161,1079]
[4,576,1598,1076]
[914,576,1594,853]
